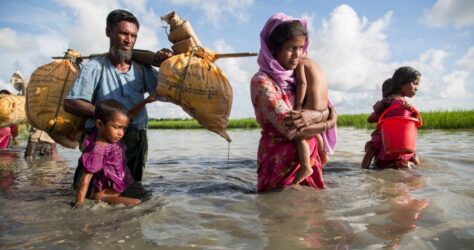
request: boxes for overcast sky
[1,0,473,119]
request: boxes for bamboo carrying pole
[52,50,257,67]
[51,53,106,60]
[215,52,258,59]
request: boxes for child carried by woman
[293,57,332,184]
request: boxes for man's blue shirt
[65,56,158,130]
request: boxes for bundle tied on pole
[0,94,26,128]
[155,11,257,142]
[0,71,27,128]
[161,11,202,55]
[157,47,233,142]
[27,49,84,148]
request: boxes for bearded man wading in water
[65,9,173,187]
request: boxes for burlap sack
[171,37,200,54]
[0,94,27,127]
[26,49,84,148]
[157,47,233,142]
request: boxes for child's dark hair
[390,66,421,94]
[381,79,393,98]
[0,89,12,95]
[106,9,140,29]
[95,99,131,124]
[267,20,307,56]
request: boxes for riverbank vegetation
[148,110,474,130]
[148,118,259,129]
[339,110,474,129]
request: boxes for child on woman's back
[361,79,396,168]
[363,66,421,169]
[293,57,329,184]
[74,99,141,208]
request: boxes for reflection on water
[1,128,473,249]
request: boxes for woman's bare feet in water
[293,166,313,185]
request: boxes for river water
[1,128,473,249]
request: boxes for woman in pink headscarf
[251,13,337,192]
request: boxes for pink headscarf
[257,12,308,90]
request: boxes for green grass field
[148,110,474,130]
[148,118,260,129]
[338,110,474,129]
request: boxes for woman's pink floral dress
[250,72,325,192]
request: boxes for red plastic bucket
[378,104,422,154]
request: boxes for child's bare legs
[293,139,313,185]
[361,141,377,168]
[412,153,420,165]
[293,58,330,184]
[316,134,328,167]
[94,189,141,207]
[298,59,329,170]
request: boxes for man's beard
[110,46,132,63]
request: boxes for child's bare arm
[372,100,386,114]
[369,97,395,123]
[73,172,93,208]
[367,113,378,123]
[295,61,307,110]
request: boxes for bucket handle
[377,103,422,128]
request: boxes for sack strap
[49,57,80,133]
[177,48,196,103]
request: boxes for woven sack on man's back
[26,50,84,148]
